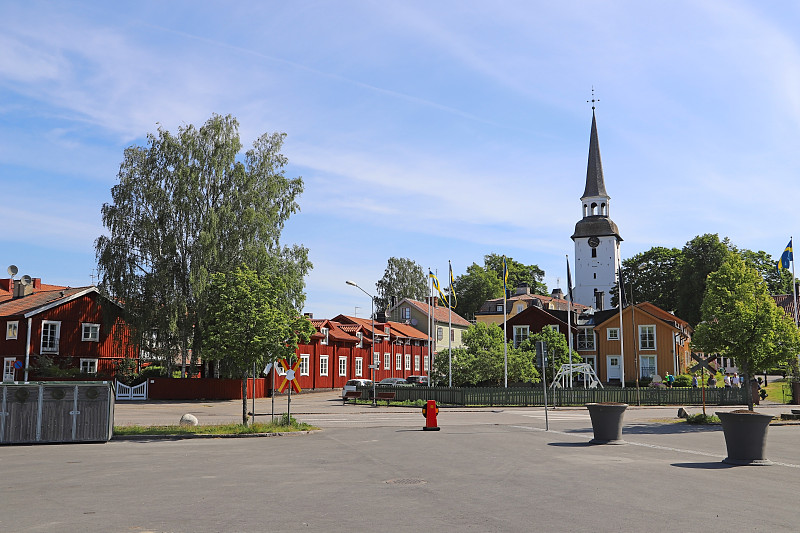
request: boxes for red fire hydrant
[422,399,440,431]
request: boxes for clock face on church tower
[588,236,600,248]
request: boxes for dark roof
[582,110,607,199]
[571,216,622,240]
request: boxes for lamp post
[346,280,377,407]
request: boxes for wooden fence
[358,385,749,406]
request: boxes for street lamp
[346,280,377,407]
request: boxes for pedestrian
[732,372,740,388]
[667,373,675,388]
[724,374,732,388]
[691,375,698,388]
[738,374,744,387]
[708,374,716,388]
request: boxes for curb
[112,429,321,441]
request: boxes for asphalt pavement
[1,391,798,532]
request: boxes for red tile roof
[0,287,95,317]
[401,299,471,327]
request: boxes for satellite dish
[7,265,18,277]
[411,318,418,326]
[20,275,31,286]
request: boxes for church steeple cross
[587,87,599,110]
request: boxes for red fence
[147,378,270,400]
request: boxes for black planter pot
[716,410,774,466]
[586,403,628,444]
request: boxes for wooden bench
[376,391,396,405]
[343,390,362,404]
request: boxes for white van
[342,379,373,398]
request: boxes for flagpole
[503,256,508,388]
[792,238,799,374]
[618,261,626,389]
[448,261,453,388]
[567,255,574,390]
[428,269,432,385]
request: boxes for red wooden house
[0,277,137,382]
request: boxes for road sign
[535,341,548,368]
[13,361,23,369]
[368,364,379,369]
[277,358,302,393]
[689,353,716,373]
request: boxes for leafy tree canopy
[203,266,314,424]
[692,254,800,407]
[484,253,547,296]
[374,257,427,315]
[451,263,503,321]
[613,247,682,312]
[96,114,310,374]
[519,325,580,381]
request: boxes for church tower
[571,107,622,309]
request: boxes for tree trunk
[242,372,248,426]
[742,363,754,411]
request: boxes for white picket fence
[115,380,148,400]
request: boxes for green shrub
[686,413,720,424]
[673,374,692,388]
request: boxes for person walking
[724,374,732,388]
[708,374,716,388]
[691,375,698,388]
[732,372,740,388]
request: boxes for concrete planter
[586,402,627,444]
[716,410,774,466]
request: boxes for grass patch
[685,413,720,424]
[763,378,793,404]
[114,416,317,436]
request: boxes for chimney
[551,288,564,300]
[515,283,531,296]
[303,312,313,319]
[13,283,33,299]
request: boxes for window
[640,355,656,378]
[592,248,597,258]
[320,327,329,345]
[577,328,595,351]
[384,326,391,335]
[495,304,504,312]
[405,354,411,371]
[450,329,455,342]
[82,323,100,342]
[6,321,18,340]
[639,325,656,350]
[384,353,390,370]
[516,303,524,314]
[513,325,529,348]
[80,358,98,374]
[277,364,287,376]
[401,307,411,319]
[355,357,363,377]
[320,355,329,376]
[437,327,443,341]
[374,352,380,366]
[424,355,430,372]
[607,328,619,341]
[41,321,60,353]
[356,332,363,348]
[338,356,347,376]
[396,353,402,370]
[548,325,559,333]
[300,354,310,376]
[414,355,420,371]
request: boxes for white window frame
[548,325,559,333]
[6,321,19,340]
[396,353,402,371]
[338,356,347,377]
[401,307,411,319]
[607,328,620,341]
[80,358,98,374]
[384,353,390,370]
[320,327,329,345]
[405,353,411,371]
[277,363,287,376]
[437,327,443,341]
[423,354,430,372]
[356,332,363,348]
[513,325,529,348]
[355,357,363,377]
[495,304,503,312]
[374,352,380,367]
[639,325,656,350]
[414,355,420,371]
[3,358,16,382]
[41,321,61,353]
[299,354,310,376]
[320,355,329,376]
[82,323,100,342]
[516,303,525,314]
[577,327,595,351]
[640,355,656,378]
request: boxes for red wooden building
[288,314,431,391]
[0,277,137,382]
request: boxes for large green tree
[96,114,309,376]
[433,322,539,386]
[520,326,580,382]
[734,247,793,295]
[692,254,800,409]
[451,262,503,321]
[484,253,547,296]
[676,234,732,328]
[614,247,682,312]
[203,266,314,425]
[374,257,427,315]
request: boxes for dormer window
[356,331,363,348]
[401,307,411,319]
[320,327,329,345]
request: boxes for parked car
[341,379,373,398]
[377,377,410,386]
[406,375,429,386]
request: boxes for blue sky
[3,1,800,319]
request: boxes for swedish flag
[777,239,793,272]
[503,256,510,299]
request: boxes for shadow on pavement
[671,462,735,469]
[547,442,594,447]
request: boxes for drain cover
[385,478,427,485]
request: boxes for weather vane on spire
[587,86,599,110]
